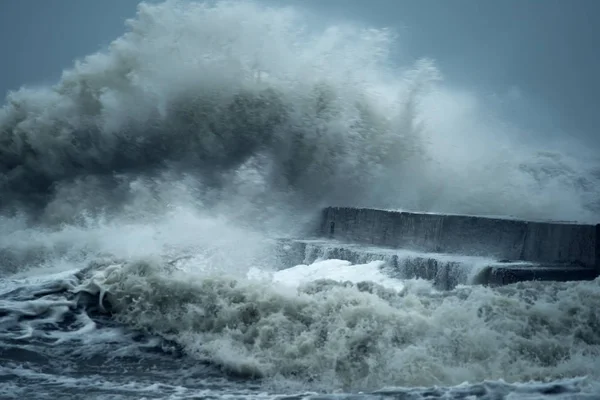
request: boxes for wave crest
[0,0,598,224]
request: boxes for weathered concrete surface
[484,264,599,286]
[274,239,598,290]
[320,207,600,271]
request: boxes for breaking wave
[70,257,600,391]
[0,0,598,225]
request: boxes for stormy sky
[1,0,599,150]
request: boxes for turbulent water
[1,1,600,399]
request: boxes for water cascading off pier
[276,207,600,289]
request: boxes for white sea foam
[272,259,405,292]
[70,257,600,392]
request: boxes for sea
[1,1,600,399]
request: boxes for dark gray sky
[1,0,599,148]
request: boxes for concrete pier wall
[320,207,600,270]
[274,239,598,289]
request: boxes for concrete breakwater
[269,207,600,288]
[319,207,600,271]
[274,239,598,289]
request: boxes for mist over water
[1,1,600,397]
[0,0,598,226]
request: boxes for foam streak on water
[1,0,600,399]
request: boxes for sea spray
[0,0,597,226]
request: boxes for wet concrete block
[274,238,307,268]
[435,214,526,259]
[484,264,599,286]
[274,239,600,289]
[521,222,596,267]
[320,207,599,269]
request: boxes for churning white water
[1,1,599,398]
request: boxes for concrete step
[483,263,599,286]
[274,239,598,290]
